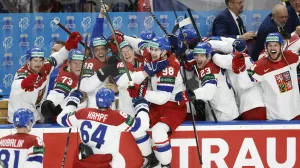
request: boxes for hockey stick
[169,0,203,165]
[52,18,90,50]
[61,35,89,168]
[186,8,218,123]
[140,0,169,36]
[99,1,133,86]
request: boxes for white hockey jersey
[0,133,44,168]
[57,104,149,168]
[193,61,239,121]
[8,47,69,123]
[238,50,300,120]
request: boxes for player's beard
[268,49,281,62]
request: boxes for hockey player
[210,39,266,120]
[8,32,82,123]
[41,49,87,122]
[56,88,150,168]
[175,42,239,121]
[0,108,45,168]
[127,36,186,168]
[235,32,300,120]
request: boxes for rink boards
[0,121,299,168]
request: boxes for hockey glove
[65,32,83,51]
[232,39,247,53]
[232,52,246,74]
[108,30,124,54]
[175,89,196,105]
[41,100,56,117]
[184,52,196,71]
[127,84,146,98]
[21,74,38,92]
[133,96,149,114]
[67,90,83,107]
[79,143,94,160]
[144,59,169,77]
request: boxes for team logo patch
[275,71,292,93]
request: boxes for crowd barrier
[0,121,299,168]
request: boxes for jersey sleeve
[116,110,149,133]
[91,18,104,39]
[212,53,233,70]
[56,105,80,128]
[237,63,261,89]
[209,36,234,54]
[49,46,69,69]
[80,70,103,93]
[124,35,144,55]
[24,137,45,168]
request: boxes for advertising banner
[0,122,299,168]
[0,10,270,96]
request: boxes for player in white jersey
[211,38,266,120]
[235,32,300,120]
[0,108,44,168]
[8,32,82,123]
[176,42,239,121]
[56,88,150,168]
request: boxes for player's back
[0,133,44,168]
[75,108,132,155]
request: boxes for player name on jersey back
[87,111,108,122]
[0,139,24,148]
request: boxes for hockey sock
[132,131,152,157]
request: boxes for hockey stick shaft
[169,0,203,165]
[99,1,133,84]
[141,0,169,36]
[52,18,90,50]
[61,35,89,168]
[187,8,203,42]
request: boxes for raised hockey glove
[184,52,196,71]
[175,89,196,105]
[144,59,169,77]
[96,56,119,81]
[65,32,83,51]
[108,30,124,54]
[232,38,247,53]
[127,84,146,98]
[232,52,246,74]
[133,96,149,114]
[21,74,38,92]
[67,90,83,107]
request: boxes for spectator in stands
[254,4,289,61]
[212,0,256,41]
[285,0,300,33]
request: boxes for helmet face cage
[96,88,115,108]
[13,108,34,128]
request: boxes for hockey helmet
[119,40,132,49]
[13,108,34,128]
[177,27,199,49]
[193,42,212,57]
[96,88,115,108]
[140,30,156,41]
[92,35,108,48]
[68,49,85,61]
[148,36,171,51]
[26,48,44,61]
[265,32,284,47]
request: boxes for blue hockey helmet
[140,30,156,41]
[148,36,171,51]
[177,27,198,48]
[26,48,44,61]
[68,49,85,61]
[193,42,212,56]
[92,36,108,48]
[96,88,115,108]
[265,32,284,47]
[13,108,34,128]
